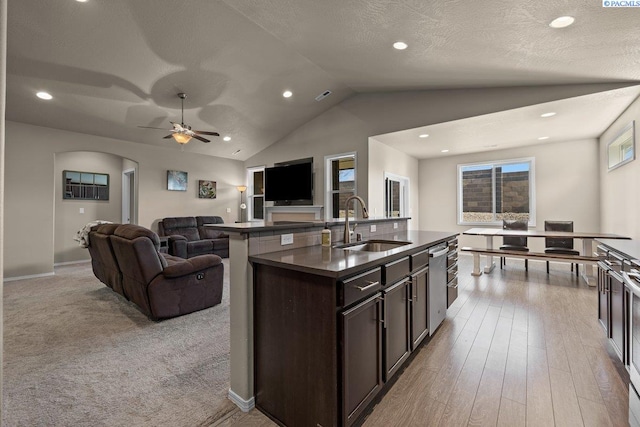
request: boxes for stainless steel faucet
[343,195,369,243]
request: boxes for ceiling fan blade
[192,134,211,143]
[163,134,174,139]
[193,130,220,136]
[138,125,172,131]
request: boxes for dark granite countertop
[205,217,411,233]
[249,230,458,279]
[596,238,640,263]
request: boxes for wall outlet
[281,233,294,245]
[370,224,376,232]
[393,222,398,229]
[79,208,84,214]
[226,207,231,213]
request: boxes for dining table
[462,227,631,286]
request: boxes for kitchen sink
[334,239,412,252]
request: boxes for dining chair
[500,219,529,271]
[544,220,580,276]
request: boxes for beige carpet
[3,260,233,427]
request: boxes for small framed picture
[167,170,188,191]
[198,180,217,199]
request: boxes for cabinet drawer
[411,249,429,271]
[447,264,458,283]
[448,237,458,252]
[447,251,458,269]
[341,267,382,308]
[383,257,410,286]
[447,277,458,308]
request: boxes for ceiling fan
[138,93,220,144]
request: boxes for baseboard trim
[228,389,255,413]
[3,272,55,282]
[54,259,91,267]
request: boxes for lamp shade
[236,185,247,192]
[172,133,192,144]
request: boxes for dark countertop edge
[205,217,411,233]
[596,238,640,263]
[249,231,458,279]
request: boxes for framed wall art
[167,170,188,191]
[198,180,217,199]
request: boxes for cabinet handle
[353,280,379,292]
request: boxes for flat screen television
[264,160,313,205]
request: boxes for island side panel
[253,263,338,427]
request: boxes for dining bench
[460,246,598,276]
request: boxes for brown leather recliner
[87,223,125,297]
[158,216,229,259]
[90,224,223,320]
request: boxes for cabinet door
[610,271,625,363]
[341,293,382,426]
[410,267,429,350]
[598,264,610,335]
[383,278,411,381]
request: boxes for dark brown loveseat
[158,216,229,259]
[87,223,224,320]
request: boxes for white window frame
[324,152,357,220]
[247,166,265,221]
[457,157,536,227]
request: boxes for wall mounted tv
[265,158,313,206]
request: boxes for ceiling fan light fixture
[172,133,192,144]
[223,136,231,142]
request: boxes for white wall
[419,139,601,252]
[599,95,640,240]
[246,83,629,223]
[368,138,419,228]
[54,152,125,264]
[4,121,245,278]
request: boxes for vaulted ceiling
[6,0,640,160]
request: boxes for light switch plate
[281,233,294,245]
[393,222,398,229]
[370,224,376,232]
[226,208,231,213]
[79,208,85,214]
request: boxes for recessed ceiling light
[418,134,429,138]
[36,91,53,100]
[232,149,241,155]
[282,90,293,98]
[441,149,449,153]
[223,136,231,142]
[76,0,88,2]
[549,16,575,28]
[538,136,550,140]
[393,41,408,50]
[541,112,556,118]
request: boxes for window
[608,121,635,171]
[325,152,357,219]
[457,158,535,226]
[247,166,265,220]
[63,170,109,200]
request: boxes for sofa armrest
[162,254,222,278]
[167,235,188,258]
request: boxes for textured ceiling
[6,0,640,160]
[372,86,640,159]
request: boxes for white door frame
[122,168,136,224]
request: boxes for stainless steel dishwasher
[428,244,449,335]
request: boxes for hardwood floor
[213,255,629,427]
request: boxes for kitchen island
[249,230,458,427]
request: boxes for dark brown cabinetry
[596,245,629,364]
[382,278,411,381]
[252,234,458,427]
[410,266,429,350]
[341,293,383,426]
[447,237,459,308]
